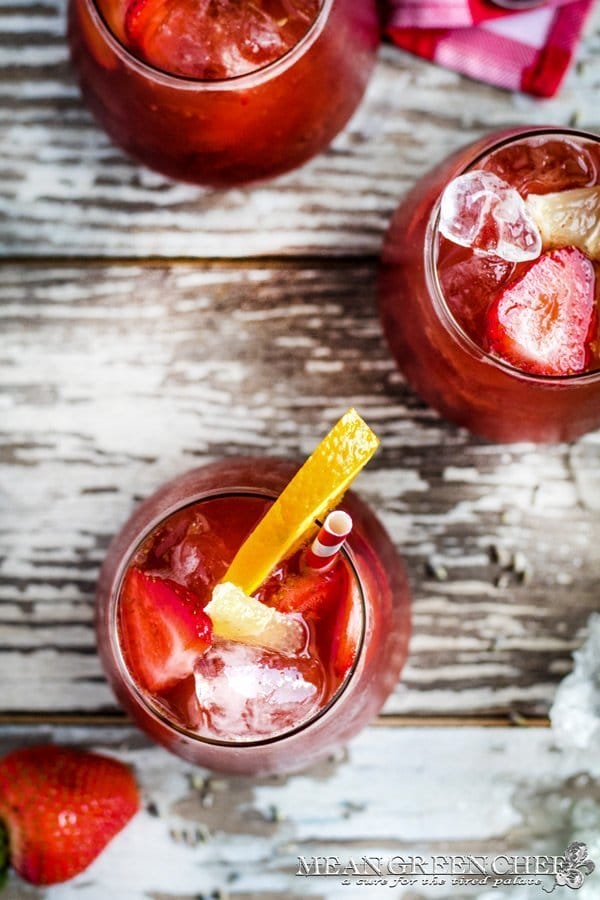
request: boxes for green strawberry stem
[0,820,9,889]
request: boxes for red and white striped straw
[303,510,353,573]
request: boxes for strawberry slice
[0,745,138,885]
[119,568,212,693]
[485,247,597,376]
[125,0,171,52]
[330,574,361,680]
[269,562,347,617]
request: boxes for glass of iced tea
[68,0,380,186]
[96,413,411,774]
[379,128,600,443]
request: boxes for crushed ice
[193,640,323,739]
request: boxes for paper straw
[303,511,353,573]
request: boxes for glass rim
[108,484,367,748]
[84,0,333,90]
[426,125,600,386]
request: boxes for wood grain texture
[1,723,599,899]
[2,263,599,718]
[1,3,599,258]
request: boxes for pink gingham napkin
[386,0,596,97]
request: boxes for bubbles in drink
[193,640,325,739]
[439,170,542,263]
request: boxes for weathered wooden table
[2,3,600,897]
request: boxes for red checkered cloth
[386,0,596,97]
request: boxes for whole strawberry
[0,744,139,885]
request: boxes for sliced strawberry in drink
[125,0,171,51]
[270,562,347,617]
[119,568,213,693]
[485,247,597,376]
[330,575,361,680]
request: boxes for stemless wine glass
[96,458,411,774]
[379,127,600,444]
[68,0,380,186]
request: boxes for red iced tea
[119,494,361,740]
[96,458,411,774]
[68,0,380,185]
[379,128,600,443]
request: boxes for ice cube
[484,137,598,194]
[437,242,514,343]
[193,641,325,740]
[169,513,228,597]
[439,170,542,263]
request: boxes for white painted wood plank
[1,264,599,716]
[1,5,599,257]
[0,723,599,899]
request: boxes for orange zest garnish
[223,409,379,595]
